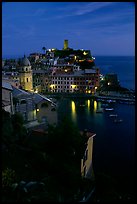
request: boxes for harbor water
[57,97,135,198]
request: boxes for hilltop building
[64,39,68,50]
[2,41,100,95]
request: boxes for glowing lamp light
[37,108,39,112]
[50,84,54,88]
[95,86,97,90]
[83,51,88,55]
[71,85,76,89]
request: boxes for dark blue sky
[2,2,135,58]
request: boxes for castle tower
[64,39,68,50]
[19,55,33,91]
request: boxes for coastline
[44,92,135,103]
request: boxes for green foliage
[79,60,95,69]
[11,112,27,144]
[11,112,24,125]
[2,110,27,145]
[2,168,16,188]
[44,116,87,199]
[2,111,88,202]
[2,109,13,144]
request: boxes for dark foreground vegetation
[2,109,135,202]
[2,109,94,202]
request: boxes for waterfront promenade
[45,92,135,103]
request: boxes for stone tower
[64,39,68,50]
[19,55,33,91]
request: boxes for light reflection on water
[87,99,91,116]
[71,100,76,122]
[93,100,97,112]
[58,95,135,196]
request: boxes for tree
[42,47,46,54]
[45,116,86,201]
[2,109,13,145]
[79,60,95,70]
[11,113,27,144]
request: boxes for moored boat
[114,119,123,123]
[105,108,114,111]
[109,114,118,117]
[96,109,104,113]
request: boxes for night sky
[2,2,135,58]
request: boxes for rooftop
[84,69,96,74]
[12,86,31,96]
[2,80,13,90]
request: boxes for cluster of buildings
[2,40,101,126]
[2,40,100,95]
[2,40,97,180]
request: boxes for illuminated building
[19,55,33,92]
[48,67,100,94]
[80,130,96,179]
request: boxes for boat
[109,114,118,117]
[105,108,114,111]
[96,109,103,113]
[107,99,116,103]
[101,103,109,108]
[114,119,123,123]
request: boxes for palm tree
[42,47,46,54]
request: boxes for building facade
[19,55,33,91]
[2,81,14,114]
[80,131,96,179]
[48,68,100,94]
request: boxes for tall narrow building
[19,55,33,91]
[64,39,68,50]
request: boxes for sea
[57,56,135,201]
[57,98,135,201]
[94,56,135,90]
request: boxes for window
[41,102,48,108]
[20,99,26,104]
[27,78,28,82]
